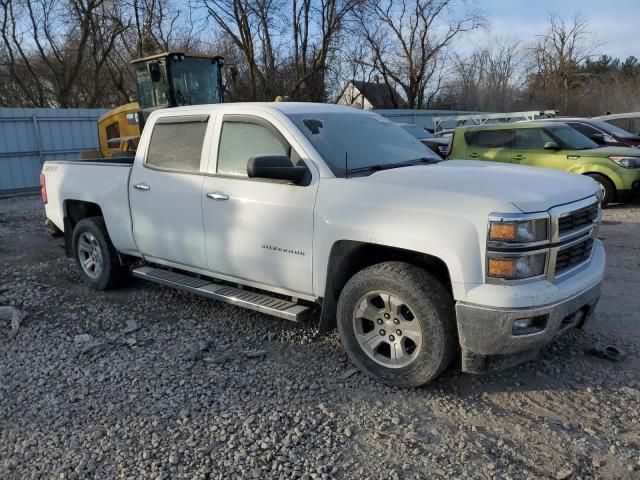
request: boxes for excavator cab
[96,52,224,158]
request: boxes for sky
[464,0,640,59]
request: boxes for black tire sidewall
[337,262,456,387]
[72,218,117,290]
[588,174,614,207]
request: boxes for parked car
[594,112,640,136]
[398,123,450,158]
[41,103,604,387]
[532,117,640,148]
[447,121,640,206]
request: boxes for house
[336,77,408,109]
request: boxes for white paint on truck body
[42,102,604,310]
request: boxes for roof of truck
[151,102,376,117]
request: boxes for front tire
[72,217,128,290]
[336,262,457,387]
[587,173,615,207]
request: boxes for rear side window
[465,129,513,148]
[146,117,208,172]
[514,128,553,149]
[217,121,290,176]
[569,122,599,138]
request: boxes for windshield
[287,112,440,176]
[546,124,599,150]
[170,57,221,106]
[400,124,434,139]
[589,120,636,139]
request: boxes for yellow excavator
[92,52,225,158]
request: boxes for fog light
[513,319,531,330]
[511,315,549,336]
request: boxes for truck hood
[358,160,598,213]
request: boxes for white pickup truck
[41,103,605,387]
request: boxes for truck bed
[42,159,138,255]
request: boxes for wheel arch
[63,200,104,257]
[318,240,452,334]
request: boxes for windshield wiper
[346,157,440,176]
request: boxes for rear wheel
[72,217,128,290]
[337,262,457,387]
[587,173,615,207]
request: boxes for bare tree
[528,13,598,113]
[354,0,485,108]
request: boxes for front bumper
[455,281,601,373]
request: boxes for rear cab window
[146,115,209,173]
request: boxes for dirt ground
[0,194,639,480]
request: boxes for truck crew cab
[41,103,605,387]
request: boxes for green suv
[448,121,640,205]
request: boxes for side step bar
[132,266,312,322]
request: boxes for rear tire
[72,217,128,290]
[336,261,457,388]
[587,173,615,207]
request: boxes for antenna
[344,151,348,179]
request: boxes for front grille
[554,238,594,275]
[558,204,598,236]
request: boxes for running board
[132,266,311,322]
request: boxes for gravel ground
[1,194,639,480]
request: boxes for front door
[465,129,514,163]
[130,114,211,269]
[202,115,318,296]
[513,127,567,171]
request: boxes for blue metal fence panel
[0,108,107,194]
[374,109,484,131]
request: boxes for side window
[569,122,598,138]
[106,122,120,149]
[515,128,552,149]
[146,118,208,172]
[609,118,629,132]
[466,129,513,148]
[217,121,290,176]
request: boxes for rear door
[465,129,514,162]
[513,127,567,171]
[130,114,212,269]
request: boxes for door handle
[469,152,479,158]
[206,192,229,201]
[512,155,525,161]
[133,183,150,191]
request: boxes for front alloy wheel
[337,261,457,387]
[353,291,423,369]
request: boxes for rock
[556,469,574,479]
[0,306,26,338]
[121,319,140,335]
[168,452,180,465]
[338,368,359,380]
[74,334,94,344]
[240,349,267,359]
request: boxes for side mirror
[590,133,606,144]
[543,141,560,150]
[247,155,309,185]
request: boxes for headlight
[488,218,548,244]
[609,156,640,168]
[487,252,547,280]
